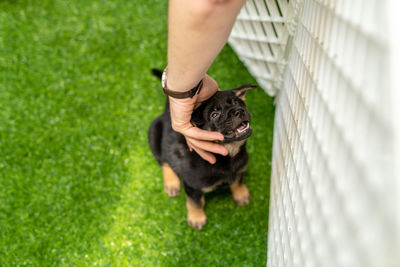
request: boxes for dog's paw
[187,213,207,230]
[232,185,250,206]
[162,164,180,197]
[164,184,180,197]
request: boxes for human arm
[167,0,246,164]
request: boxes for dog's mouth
[223,121,252,142]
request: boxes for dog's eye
[210,111,220,119]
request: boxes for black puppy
[148,70,257,230]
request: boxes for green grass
[0,0,275,266]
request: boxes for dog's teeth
[235,122,249,133]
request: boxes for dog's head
[191,84,258,143]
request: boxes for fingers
[182,126,224,142]
[186,138,228,164]
[192,146,217,165]
[186,137,228,156]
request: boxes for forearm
[167,0,245,92]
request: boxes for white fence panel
[229,1,399,266]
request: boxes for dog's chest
[200,168,243,193]
[223,140,246,157]
[201,179,228,193]
[200,150,248,193]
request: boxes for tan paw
[187,213,207,230]
[232,185,250,206]
[162,163,180,197]
[164,184,180,197]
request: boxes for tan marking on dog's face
[186,195,207,230]
[223,140,246,157]
[162,163,180,197]
[230,179,250,206]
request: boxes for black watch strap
[161,67,203,99]
[163,80,203,99]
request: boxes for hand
[168,75,228,164]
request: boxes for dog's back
[148,98,170,165]
[148,68,169,164]
[148,116,164,164]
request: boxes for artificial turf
[0,0,275,266]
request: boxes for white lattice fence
[229,1,399,267]
[229,0,289,95]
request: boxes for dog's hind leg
[161,163,181,197]
[230,175,250,206]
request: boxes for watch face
[161,67,167,88]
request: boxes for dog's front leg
[162,163,181,197]
[183,182,207,230]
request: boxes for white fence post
[229,1,399,266]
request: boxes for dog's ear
[151,68,163,80]
[232,84,258,101]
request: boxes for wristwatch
[161,67,203,99]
